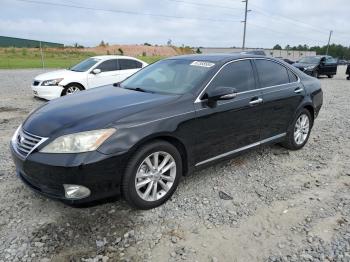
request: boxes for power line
[168,0,242,10]
[16,0,241,23]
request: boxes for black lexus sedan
[10,54,323,209]
[293,55,337,78]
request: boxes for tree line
[273,44,350,60]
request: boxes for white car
[31,55,148,100]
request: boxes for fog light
[63,184,91,199]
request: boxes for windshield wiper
[124,87,154,93]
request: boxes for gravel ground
[0,67,350,262]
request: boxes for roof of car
[91,55,140,60]
[167,53,268,63]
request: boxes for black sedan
[10,54,323,209]
[293,55,337,78]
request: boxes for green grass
[0,48,166,69]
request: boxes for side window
[326,57,336,64]
[96,59,118,72]
[118,59,143,70]
[255,60,290,87]
[288,70,298,83]
[207,60,255,93]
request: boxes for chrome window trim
[195,133,286,166]
[194,57,301,104]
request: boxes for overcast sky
[1,0,349,48]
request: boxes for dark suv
[293,55,337,78]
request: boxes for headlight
[304,66,315,71]
[40,128,116,153]
[41,78,64,86]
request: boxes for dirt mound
[88,44,193,57]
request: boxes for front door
[87,59,121,88]
[193,59,263,166]
[319,56,338,76]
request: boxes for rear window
[255,60,290,87]
[288,70,298,82]
[119,59,143,70]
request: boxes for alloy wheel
[294,114,310,145]
[66,86,81,94]
[135,151,176,202]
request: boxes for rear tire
[121,140,182,209]
[312,70,319,78]
[281,109,313,150]
[62,84,84,96]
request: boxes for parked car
[31,55,148,100]
[11,54,323,209]
[338,59,348,65]
[346,64,350,80]
[276,57,295,65]
[293,55,337,78]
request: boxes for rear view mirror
[206,86,237,102]
[92,68,101,74]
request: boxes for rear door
[254,59,305,140]
[193,59,263,165]
[117,59,143,81]
[87,59,120,88]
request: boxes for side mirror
[92,68,101,74]
[113,82,121,87]
[206,86,237,102]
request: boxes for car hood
[293,62,317,68]
[34,69,84,81]
[23,86,179,137]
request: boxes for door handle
[249,97,263,105]
[294,87,304,94]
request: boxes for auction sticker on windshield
[190,61,215,68]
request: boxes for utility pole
[326,30,333,56]
[242,0,250,50]
[39,41,45,69]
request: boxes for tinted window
[255,60,289,87]
[288,70,298,82]
[96,59,118,72]
[119,59,142,70]
[325,57,337,64]
[207,60,255,93]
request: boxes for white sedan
[31,55,148,100]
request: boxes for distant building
[0,36,64,48]
[196,47,316,60]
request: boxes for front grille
[33,80,40,86]
[14,128,46,158]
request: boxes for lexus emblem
[18,135,25,144]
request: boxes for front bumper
[31,84,64,100]
[10,144,129,204]
[295,67,313,76]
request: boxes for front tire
[327,75,334,78]
[122,140,182,209]
[312,70,319,78]
[281,109,313,150]
[62,84,84,96]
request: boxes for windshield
[298,56,321,64]
[120,59,215,95]
[70,58,101,72]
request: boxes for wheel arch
[61,82,86,96]
[128,134,189,176]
